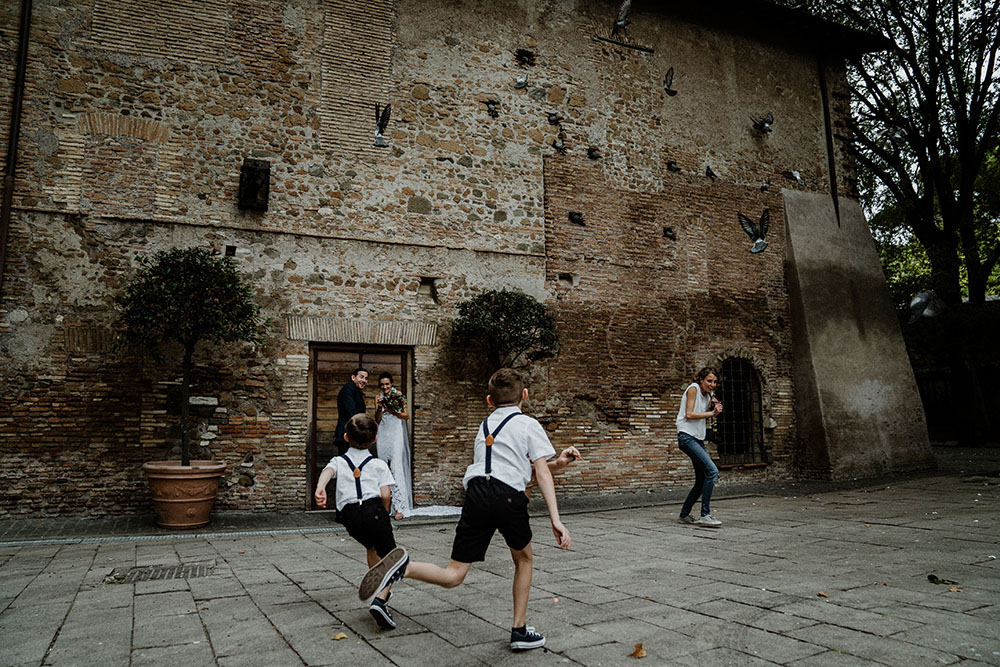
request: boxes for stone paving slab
[1,449,999,666]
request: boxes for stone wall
[1,0,871,516]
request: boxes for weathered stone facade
[0,1,925,517]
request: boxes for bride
[374,372,412,519]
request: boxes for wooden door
[309,345,411,509]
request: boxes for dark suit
[334,380,366,455]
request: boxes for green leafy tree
[791,0,1000,304]
[115,247,266,465]
[450,289,558,371]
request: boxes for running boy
[314,413,401,629]
[358,368,578,651]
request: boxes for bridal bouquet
[378,387,406,413]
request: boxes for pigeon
[547,112,563,125]
[738,209,770,253]
[484,100,499,118]
[908,290,947,323]
[587,147,602,160]
[663,67,677,97]
[751,113,774,133]
[552,137,567,154]
[515,49,535,67]
[514,74,528,89]
[705,165,718,180]
[783,170,803,186]
[760,182,771,192]
[373,103,392,147]
[568,211,585,225]
[927,574,958,585]
[663,226,676,240]
[611,0,631,37]
[667,161,681,172]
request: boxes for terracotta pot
[142,460,227,529]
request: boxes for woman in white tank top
[676,367,723,527]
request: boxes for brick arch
[78,113,172,144]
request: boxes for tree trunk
[923,241,963,305]
[180,344,194,467]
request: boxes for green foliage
[784,0,1000,303]
[115,247,265,357]
[115,247,266,464]
[450,289,558,371]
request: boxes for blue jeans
[678,432,718,517]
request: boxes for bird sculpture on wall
[705,165,718,180]
[611,0,632,37]
[514,74,528,89]
[374,103,392,147]
[663,226,677,240]
[484,100,500,118]
[568,211,585,225]
[663,67,678,97]
[667,161,681,172]
[547,112,563,125]
[587,147,602,160]
[552,136,567,154]
[751,113,774,134]
[738,209,770,254]
[760,182,771,192]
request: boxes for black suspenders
[480,412,521,479]
[340,454,374,503]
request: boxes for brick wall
[1,0,859,516]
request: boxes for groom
[334,367,368,456]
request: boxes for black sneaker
[368,597,396,629]
[359,547,409,601]
[510,626,545,651]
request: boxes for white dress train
[376,412,412,518]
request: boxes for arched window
[713,358,765,466]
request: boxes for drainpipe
[0,0,33,298]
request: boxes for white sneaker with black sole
[510,626,545,651]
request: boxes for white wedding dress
[376,412,412,518]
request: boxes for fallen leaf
[331,632,348,641]
[238,550,245,554]
[865,523,871,528]
[817,591,830,598]
[628,643,646,658]
[949,587,963,593]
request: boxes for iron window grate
[712,358,766,466]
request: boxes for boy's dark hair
[378,371,393,382]
[488,368,524,406]
[345,413,378,449]
[352,367,369,377]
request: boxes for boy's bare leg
[367,548,391,601]
[510,544,533,628]
[404,559,471,589]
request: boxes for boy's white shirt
[462,405,555,492]
[324,447,395,512]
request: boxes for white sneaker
[694,514,722,527]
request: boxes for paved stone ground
[1,448,998,666]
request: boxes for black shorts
[451,476,532,563]
[339,497,396,558]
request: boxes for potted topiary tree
[115,247,266,528]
